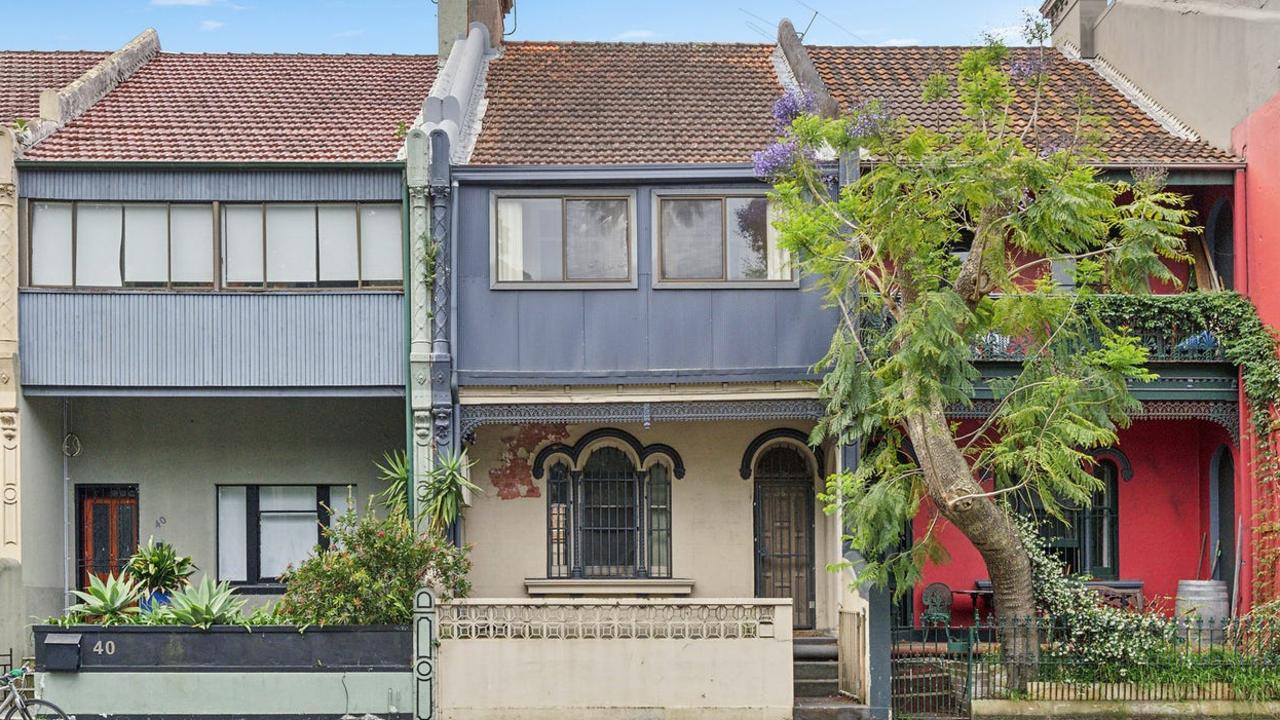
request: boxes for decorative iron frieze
[459,399,824,440]
[948,399,1239,444]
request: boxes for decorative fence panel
[435,598,794,720]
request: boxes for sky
[1,0,1041,54]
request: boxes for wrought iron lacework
[439,602,778,640]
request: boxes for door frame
[752,471,817,630]
[75,484,140,590]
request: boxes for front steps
[793,636,869,720]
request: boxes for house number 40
[92,640,116,656]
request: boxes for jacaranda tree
[758,25,1196,677]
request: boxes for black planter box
[33,624,411,673]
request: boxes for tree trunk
[902,397,1039,689]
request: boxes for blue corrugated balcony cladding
[454,182,838,385]
[19,291,405,393]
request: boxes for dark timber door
[77,486,139,589]
[753,446,816,629]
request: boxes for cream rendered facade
[461,416,855,633]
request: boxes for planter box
[31,625,412,720]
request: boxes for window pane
[660,199,722,280]
[259,485,316,511]
[648,464,672,578]
[217,487,247,582]
[266,204,317,284]
[223,205,264,284]
[31,202,73,286]
[124,205,168,284]
[496,197,562,282]
[260,513,318,578]
[76,203,123,287]
[328,485,354,525]
[318,205,358,283]
[566,199,629,281]
[726,197,787,281]
[359,204,403,282]
[170,205,213,284]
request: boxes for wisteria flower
[1010,56,1046,84]
[752,141,800,179]
[772,90,816,129]
[848,100,893,139]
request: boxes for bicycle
[0,665,67,720]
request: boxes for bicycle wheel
[5,699,69,720]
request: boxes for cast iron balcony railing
[972,327,1225,364]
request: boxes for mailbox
[40,633,81,672]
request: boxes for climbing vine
[1086,292,1280,602]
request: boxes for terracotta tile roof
[25,52,438,163]
[470,42,782,165]
[0,51,108,124]
[471,42,1233,166]
[808,46,1234,166]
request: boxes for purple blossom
[752,141,800,179]
[772,90,816,129]
[1009,56,1046,84]
[848,100,892,139]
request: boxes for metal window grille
[546,447,673,579]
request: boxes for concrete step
[794,636,838,660]
[795,678,840,697]
[793,696,871,720]
[794,660,839,680]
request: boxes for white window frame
[488,189,639,290]
[651,188,798,290]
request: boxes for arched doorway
[1211,446,1236,603]
[752,444,816,629]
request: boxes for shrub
[126,537,196,596]
[274,506,470,626]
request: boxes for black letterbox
[41,633,81,672]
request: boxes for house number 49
[92,640,116,656]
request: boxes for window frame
[488,189,639,290]
[545,446,674,580]
[215,483,354,589]
[652,188,798,290]
[22,199,404,293]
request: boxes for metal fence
[894,616,1280,718]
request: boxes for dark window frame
[1019,460,1120,580]
[215,483,353,588]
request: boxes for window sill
[524,578,695,596]
[227,583,286,595]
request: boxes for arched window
[1019,458,1120,579]
[542,436,678,580]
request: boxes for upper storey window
[222,203,402,288]
[25,201,402,290]
[30,202,215,288]
[492,192,636,288]
[655,193,793,287]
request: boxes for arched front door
[752,445,816,629]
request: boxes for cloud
[199,19,225,31]
[151,0,215,5]
[332,29,366,38]
[877,38,920,47]
[612,29,656,42]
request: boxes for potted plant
[126,537,196,610]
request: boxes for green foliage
[419,451,480,534]
[375,449,411,517]
[274,505,470,626]
[776,31,1201,592]
[125,537,197,596]
[150,577,247,629]
[60,573,143,626]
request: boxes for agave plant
[420,450,480,534]
[157,577,246,629]
[66,573,142,625]
[126,537,197,597]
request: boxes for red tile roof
[470,42,1233,166]
[808,45,1235,166]
[0,51,109,124]
[26,52,438,163]
[470,42,783,165]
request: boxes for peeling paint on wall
[488,423,569,500]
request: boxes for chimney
[1041,0,1108,58]
[438,0,512,60]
